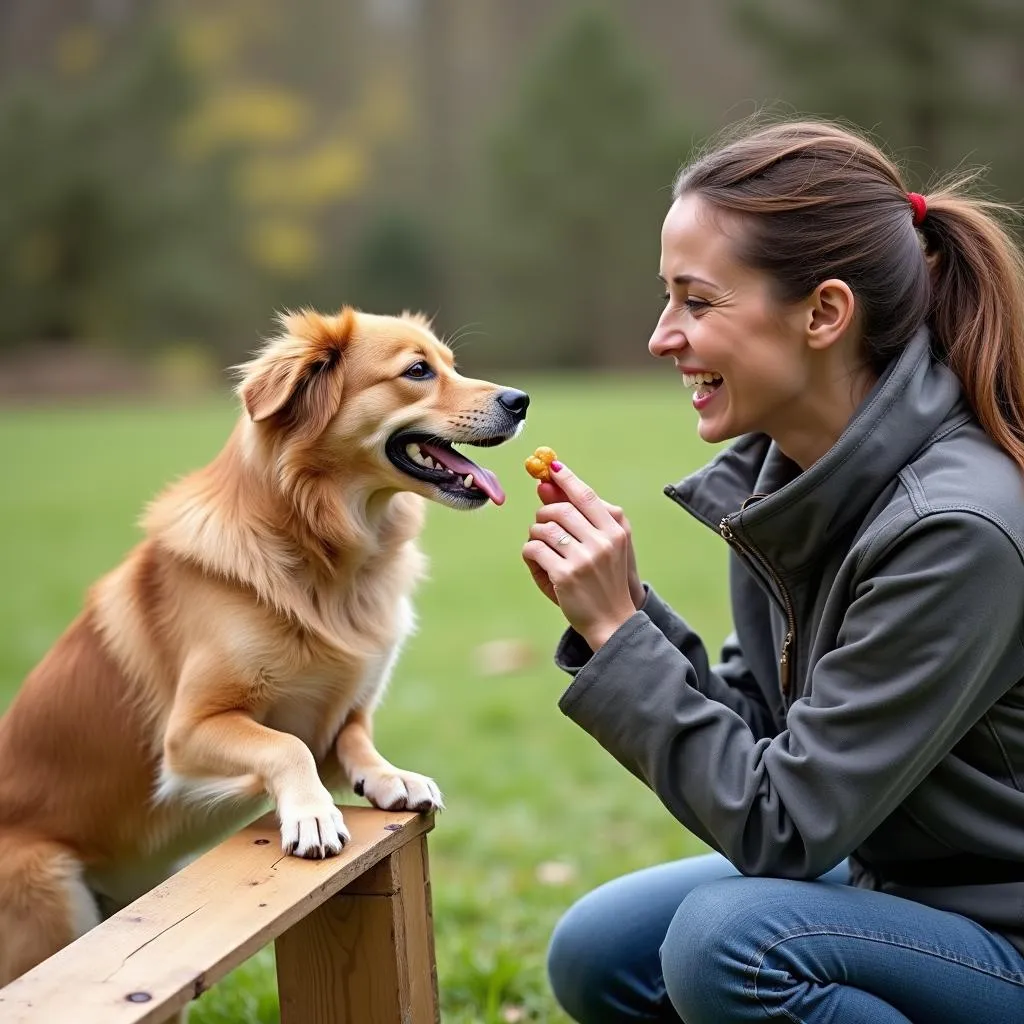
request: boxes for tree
[346,208,440,317]
[473,5,697,369]
[0,16,252,354]
[732,0,1024,195]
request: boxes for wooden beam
[276,833,439,1023]
[0,807,434,1023]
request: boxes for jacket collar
[665,327,967,575]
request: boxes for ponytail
[922,183,1024,471]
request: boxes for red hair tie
[907,192,928,226]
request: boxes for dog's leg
[0,833,100,986]
[335,708,444,813]
[164,655,349,858]
[334,602,442,814]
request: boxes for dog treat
[524,446,558,482]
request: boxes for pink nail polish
[551,461,563,472]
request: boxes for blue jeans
[547,852,1024,1022]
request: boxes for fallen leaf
[474,638,536,677]
[535,860,577,886]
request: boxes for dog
[0,306,528,988]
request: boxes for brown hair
[674,119,1024,471]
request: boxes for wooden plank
[275,833,439,1024]
[400,834,440,1022]
[0,806,433,1024]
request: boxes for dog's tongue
[421,442,506,506]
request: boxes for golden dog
[0,306,528,987]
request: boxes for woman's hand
[527,471,645,611]
[522,463,641,650]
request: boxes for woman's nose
[648,322,681,358]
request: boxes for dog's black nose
[497,389,530,419]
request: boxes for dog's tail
[0,831,100,986]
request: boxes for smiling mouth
[681,371,724,400]
[385,431,507,506]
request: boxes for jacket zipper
[719,514,796,700]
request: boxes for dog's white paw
[353,767,444,813]
[278,792,350,859]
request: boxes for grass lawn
[0,372,732,1022]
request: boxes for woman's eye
[403,360,434,380]
[662,293,710,313]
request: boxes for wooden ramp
[0,806,438,1023]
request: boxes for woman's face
[649,194,821,447]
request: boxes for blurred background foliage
[5,4,1024,1019]
[1,0,1022,385]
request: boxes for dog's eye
[403,361,434,380]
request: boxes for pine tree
[0,17,250,353]
[476,6,696,369]
[733,0,1024,194]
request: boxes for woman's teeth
[681,371,723,388]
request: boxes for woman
[522,119,1024,1023]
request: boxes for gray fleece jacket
[556,327,1024,954]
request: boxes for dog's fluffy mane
[143,306,426,622]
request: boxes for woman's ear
[806,279,856,351]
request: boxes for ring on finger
[556,533,573,547]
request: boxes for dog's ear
[238,308,354,440]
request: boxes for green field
[0,374,731,1023]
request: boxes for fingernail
[551,461,563,472]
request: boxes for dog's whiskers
[445,323,488,353]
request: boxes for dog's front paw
[353,767,444,813]
[277,791,350,859]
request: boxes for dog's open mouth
[385,432,507,506]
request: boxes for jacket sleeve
[557,513,1024,878]
[555,585,777,739]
